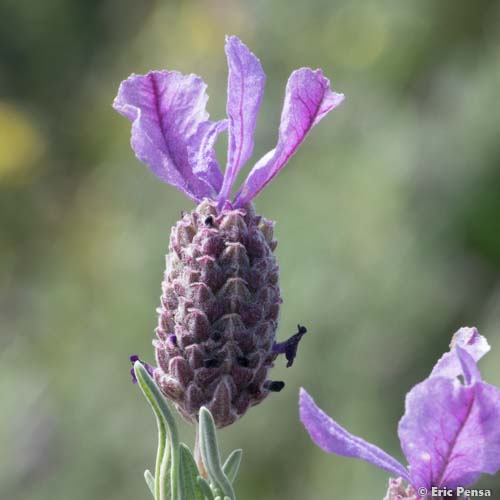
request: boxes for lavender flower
[113,36,344,427]
[299,327,500,499]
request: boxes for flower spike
[115,36,343,428]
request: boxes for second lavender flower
[300,327,500,499]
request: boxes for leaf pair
[133,362,242,500]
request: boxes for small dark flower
[264,381,285,392]
[129,355,155,383]
[114,36,343,427]
[273,324,307,367]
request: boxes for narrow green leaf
[178,443,204,500]
[197,477,214,500]
[162,444,172,500]
[144,469,155,497]
[199,407,235,500]
[134,362,168,500]
[222,450,242,484]
[134,362,180,500]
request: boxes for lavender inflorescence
[115,35,343,427]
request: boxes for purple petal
[299,388,410,481]
[113,71,222,202]
[430,327,490,380]
[233,68,344,207]
[398,375,500,490]
[456,346,482,385]
[189,119,227,194]
[218,36,266,204]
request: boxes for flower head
[114,36,343,427]
[299,327,500,497]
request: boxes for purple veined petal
[218,36,266,205]
[233,68,344,207]
[113,71,221,202]
[299,389,410,481]
[470,382,500,476]
[398,375,500,490]
[456,346,482,385]
[189,119,228,194]
[430,327,490,380]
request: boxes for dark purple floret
[236,355,250,367]
[273,324,307,367]
[264,380,285,392]
[129,354,155,383]
[204,358,220,368]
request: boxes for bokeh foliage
[1,1,500,499]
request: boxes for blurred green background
[2,0,500,499]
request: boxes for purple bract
[300,327,500,498]
[113,35,344,207]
